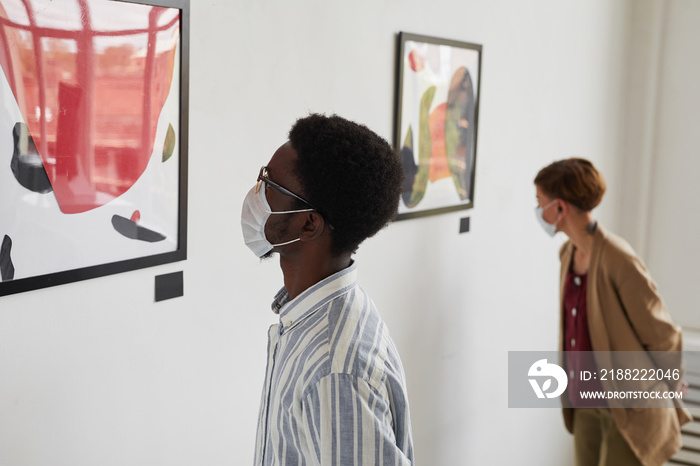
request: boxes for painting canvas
[394,32,481,220]
[0,0,189,296]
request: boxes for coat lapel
[587,223,611,351]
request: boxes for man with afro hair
[242,114,414,465]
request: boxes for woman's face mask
[535,199,560,237]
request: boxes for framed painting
[0,0,189,296]
[394,32,481,221]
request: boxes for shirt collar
[271,261,357,330]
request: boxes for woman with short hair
[534,158,691,466]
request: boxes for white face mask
[241,183,314,257]
[535,199,560,237]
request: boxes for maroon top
[563,261,605,407]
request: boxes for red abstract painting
[0,0,188,296]
[0,0,178,213]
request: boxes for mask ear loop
[542,198,559,211]
[553,201,562,228]
[259,186,315,248]
[543,199,562,228]
[268,208,315,215]
[269,237,302,248]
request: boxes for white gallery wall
[2,0,694,465]
[617,0,700,333]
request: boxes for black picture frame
[393,32,482,221]
[0,0,189,297]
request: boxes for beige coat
[559,224,692,466]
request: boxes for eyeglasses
[256,166,334,230]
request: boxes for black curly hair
[288,114,403,256]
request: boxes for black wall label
[459,217,470,234]
[155,271,183,302]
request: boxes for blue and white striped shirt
[254,262,414,465]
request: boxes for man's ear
[299,211,326,241]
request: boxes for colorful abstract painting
[394,32,481,220]
[0,0,189,296]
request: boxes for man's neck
[280,253,352,300]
